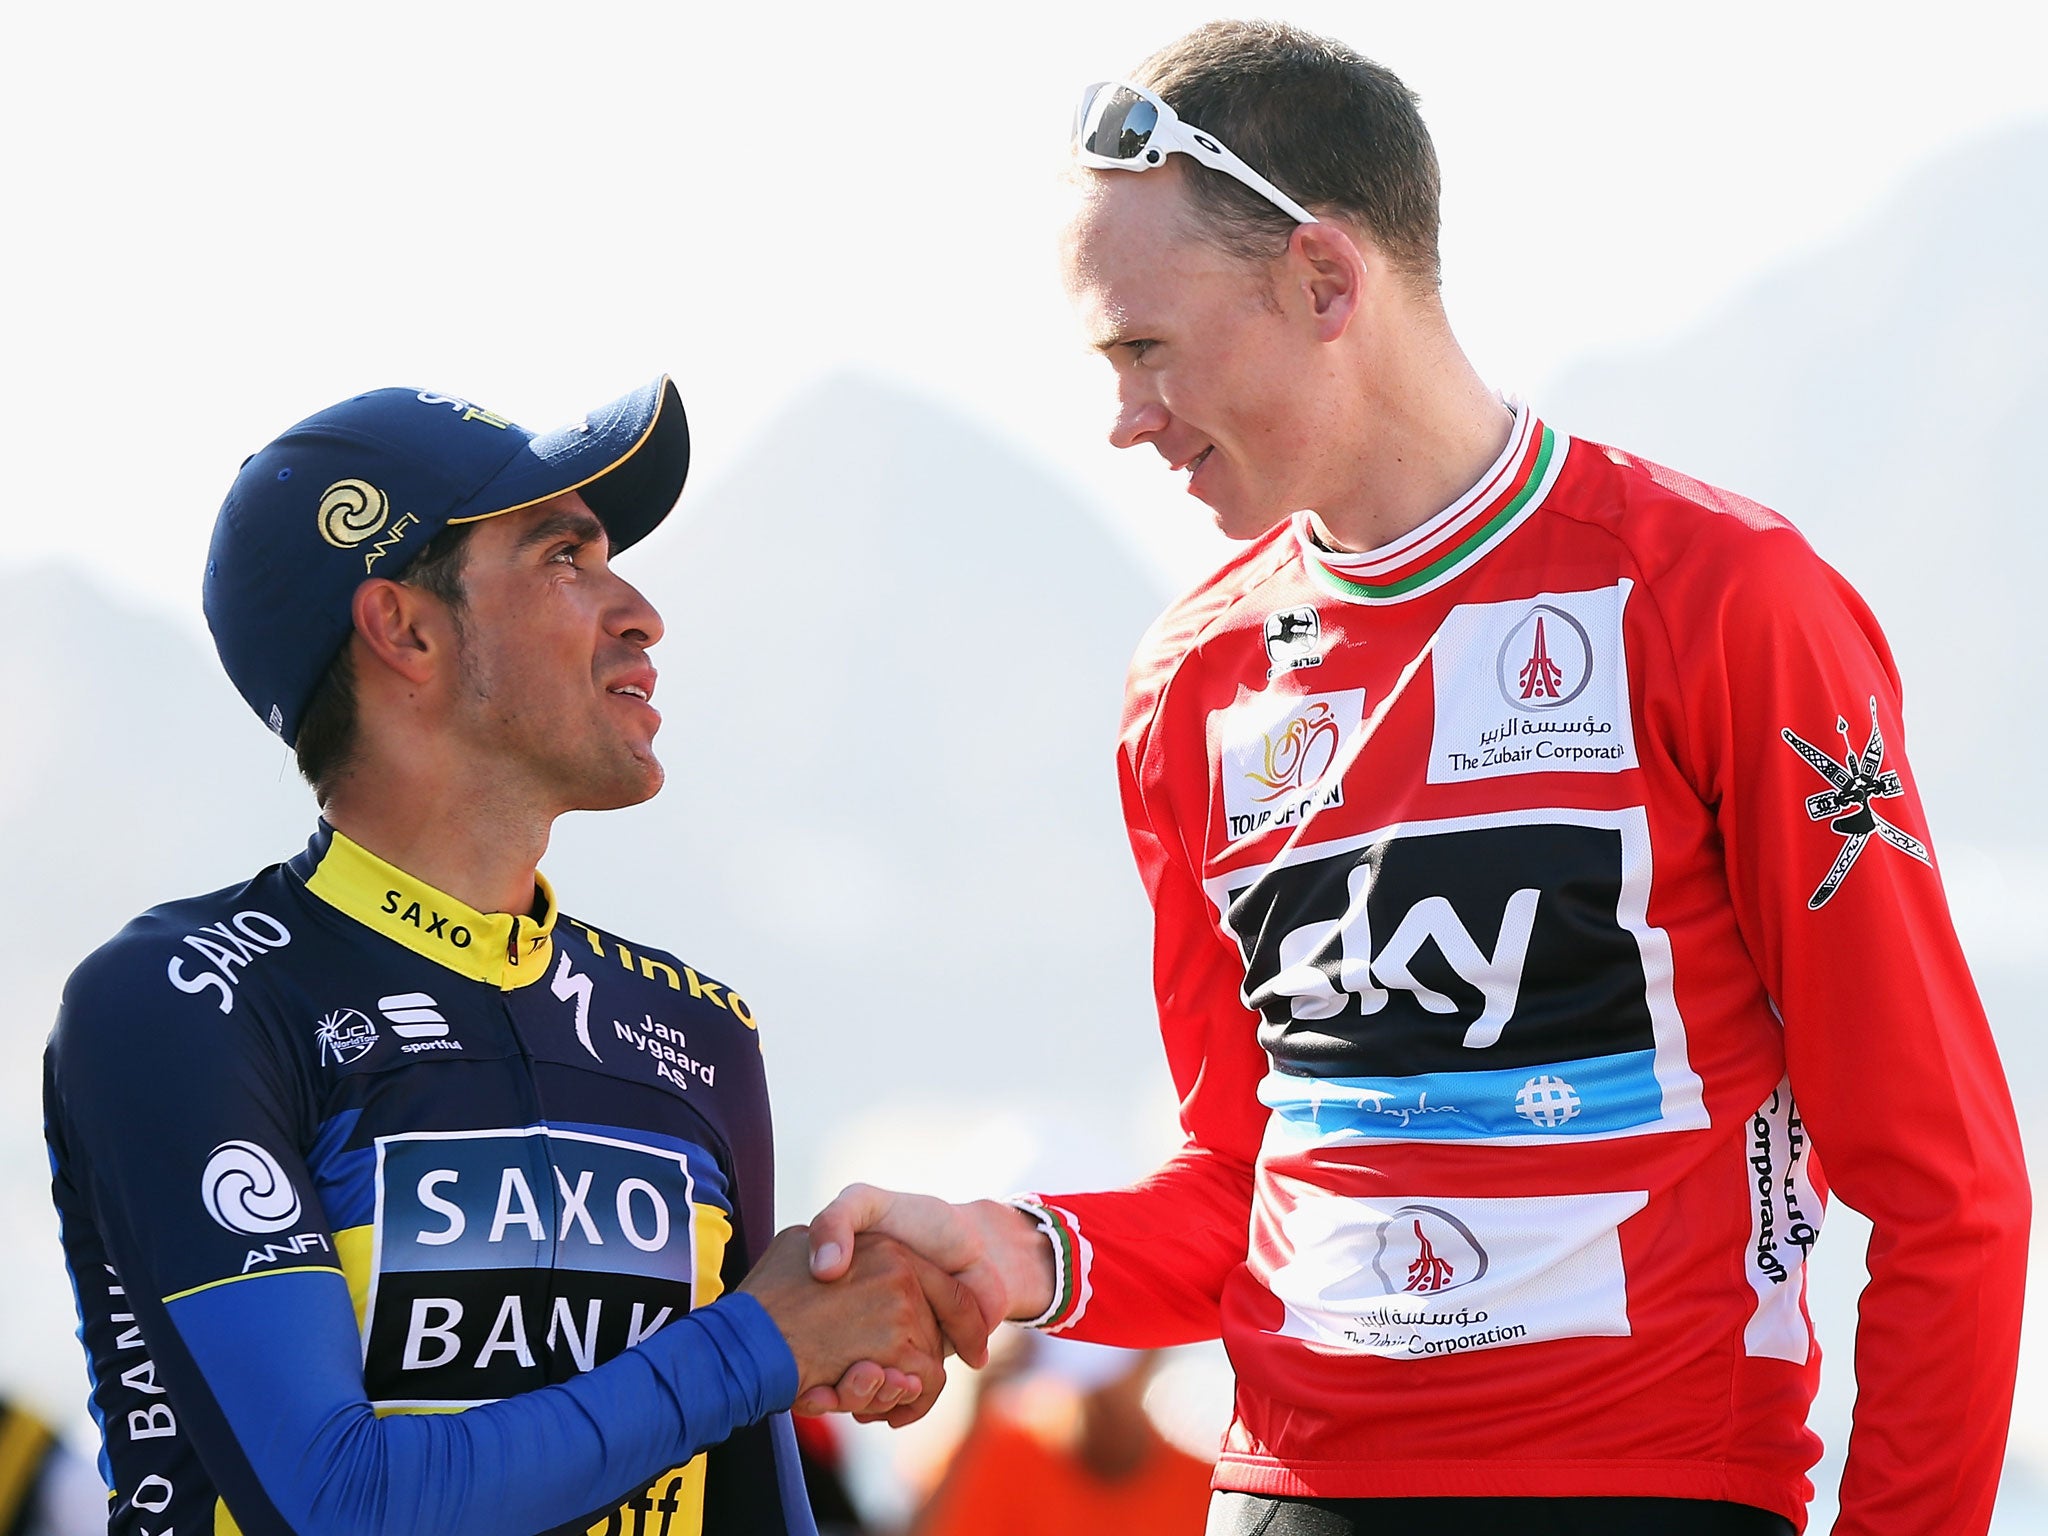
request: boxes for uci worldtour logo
[201,1141,303,1235]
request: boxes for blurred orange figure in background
[911,1336,1214,1536]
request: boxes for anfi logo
[1496,604,1593,711]
[316,479,392,549]
[1371,1204,1488,1296]
[201,1141,302,1235]
[316,1007,379,1066]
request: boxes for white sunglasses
[1073,79,1319,226]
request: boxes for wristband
[1005,1196,1089,1332]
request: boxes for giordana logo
[1263,606,1326,677]
[1497,605,1592,710]
[1216,689,1366,840]
[317,1008,378,1066]
[1372,1203,1488,1295]
[201,1141,302,1235]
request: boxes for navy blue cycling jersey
[44,822,814,1536]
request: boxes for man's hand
[739,1226,987,1427]
[801,1184,1058,1420]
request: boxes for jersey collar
[293,822,558,990]
[1295,402,1568,605]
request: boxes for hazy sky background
[5,0,2045,605]
[5,2,2046,1528]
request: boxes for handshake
[737,1186,1060,1427]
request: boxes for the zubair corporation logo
[1496,605,1593,710]
[1371,1204,1488,1295]
[1216,689,1366,841]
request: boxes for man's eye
[550,546,581,567]
[1125,339,1158,361]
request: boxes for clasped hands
[737,1185,1058,1427]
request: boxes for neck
[1307,302,1513,554]
[321,755,553,917]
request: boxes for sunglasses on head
[1073,79,1319,227]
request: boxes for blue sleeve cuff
[692,1291,800,1416]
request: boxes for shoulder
[59,870,298,1028]
[553,914,760,1033]
[1124,524,1298,749]
[1549,435,1866,617]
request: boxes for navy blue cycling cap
[204,376,688,747]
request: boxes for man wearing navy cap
[44,379,986,1536]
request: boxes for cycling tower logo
[1496,605,1593,710]
[201,1140,303,1235]
[1372,1204,1488,1296]
[1217,689,1366,841]
[1263,605,1327,677]
[1780,696,1931,910]
[316,1007,379,1066]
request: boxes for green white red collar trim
[1295,406,1568,605]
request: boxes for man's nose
[1108,391,1170,451]
[610,575,664,648]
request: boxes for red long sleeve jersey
[1039,411,2028,1533]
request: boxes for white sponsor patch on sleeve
[1260,1182,1647,1358]
[1427,583,1637,784]
[1741,1076,1825,1362]
[1213,689,1368,843]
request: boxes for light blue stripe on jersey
[1260,1049,1665,1141]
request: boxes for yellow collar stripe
[303,831,557,990]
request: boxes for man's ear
[1288,219,1370,342]
[350,578,450,687]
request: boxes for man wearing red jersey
[809,21,2029,1534]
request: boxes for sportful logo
[1780,696,1930,909]
[380,992,448,1039]
[200,1141,302,1235]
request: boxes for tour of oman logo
[1494,603,1594,711]
[1244,700,1343,804]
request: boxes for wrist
[994,1197,1084,1329]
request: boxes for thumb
[808,1182,891,1280]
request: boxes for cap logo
[317,479,392,549]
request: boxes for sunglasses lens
[1081,85,1159,161]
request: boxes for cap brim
[448,376,690,553]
